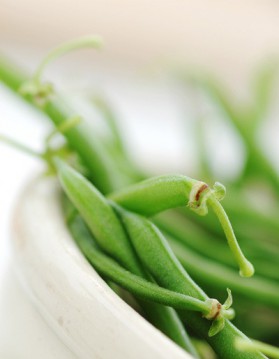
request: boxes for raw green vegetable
[68,211,217,315]
[110,176,254,277]
[1,36,278,358]
[55,157,197,356]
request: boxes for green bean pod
[0,57,128,194]
[0,56,268,359]
[0,59,253,276]
[68,212,211,314]
[167,237,279,310]
[115,207,266,358]
[110,176,254,277]
[55,159,199,356]
[114,204,206,300]
[110,175,196,216]
[55,158,142,273]
[154,213,279,282]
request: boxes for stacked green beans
[0,41,278,358]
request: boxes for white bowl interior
[11,177,192,359]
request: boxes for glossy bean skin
[56,159,199,356]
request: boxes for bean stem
[0,134,42,158]
[33,35,103,85]
[168,237,279,309]
[111,175,254,277]
[207,196,254,277]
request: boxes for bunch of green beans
[55,158,260,359]
[1,36,278,358]
[67,211,212,315]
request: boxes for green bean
[44,96,132,193]
[154,213,279,282]
[55,158,199,356]
[68,212,211,314]
[0,57,128,194]
[0,54,273,358]
[1,59,199,355]
[110,176,254,277]
[223,193,279,238]
[0,57,27,91]
[114,204,206,300]
[114,206,266,358]
[207,196,254,278]
[175,206,279,267]
[154,212,236,265]
[33,36,102,91]
[92,95,144,183]
[186,73,279,194]
[110,175,196,216]
[114,205,235,327]
[167,237,279,309]
[92,95,125,155]
[18,36,103,105]
[55,157,144,274]
[181,188,279,247]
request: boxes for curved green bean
[154,213,279,282]
[114,203,206,300]
[0,57,128,194]
[55,158,199,356]
[0,54,272,359]
[114,206,265,358]
[167,237,279,309]
[110,175,196,216]
[68,213,211,314]
[55,158,143,273]
[110,175,254,277]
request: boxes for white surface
[9,176,191,359]
[0,268,78,359]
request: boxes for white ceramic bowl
[11,176,193,359]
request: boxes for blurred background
[1,0,279,172]
[1,1,279,357]
[2,0,279,81]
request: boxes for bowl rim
[11,176,192,359]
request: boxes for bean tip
[239,261,255,278]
